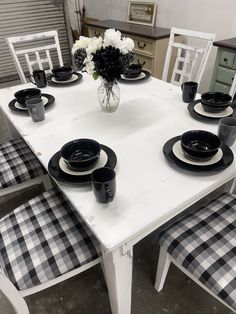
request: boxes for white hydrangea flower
[119,37,134,54]
[86,36,102,55]
[72,36,92,54]
[85,60,95,75]
[103,28,122,49]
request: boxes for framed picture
[127,1,157,27]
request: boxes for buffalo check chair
[155,192,236,312]
[162,28,216,86]
[6,30,63,84]
[0,187,101,313]
[0,138,51,197]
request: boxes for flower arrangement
[72,28,135,82]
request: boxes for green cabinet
[210,38,236,98]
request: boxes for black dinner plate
[8,93,55,113]
[188,99,233,122]
[163,135,234,172]
[47,72,83,86]
[48,144,117,185]
[118,70,151,83]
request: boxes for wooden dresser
[210,37,236,94]
[85,19,172,79]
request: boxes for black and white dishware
[9,94,55,113]
[47,73,83,86]
[188,100,233,121]
[29,70,47,88]
[25,97,45,122]
[48,144,117,185]
[163,136,234,172]
[119,70,151,83]
[91,167,116,203]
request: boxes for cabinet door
[213,82,231,94]
[216,67,236,85]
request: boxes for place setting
[48,138,117,185]
[46,66,83,86]
[187,90,233,121]
[8,88,55,114]
[163,129,234,172]
[118,63,151,83]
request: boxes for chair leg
[155,246,171,292]
[41,174,54,190]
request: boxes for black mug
[181,81,198,103]
[29,70,47,88]
[91,167,116,203]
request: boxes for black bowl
[61,139,101,171]
[124,64,142,78]
[180,130,221,161]
[52,66,73,81]
[201,92,232,113]
[14,88,41,106]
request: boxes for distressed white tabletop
[1,74,235,252]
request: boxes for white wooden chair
[0,187,102,313]
[162,28,216,86]
[155,186,236,312]
[6,30,63,84]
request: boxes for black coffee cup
[181,81,198,103]
[29,70,47,88]
[91,167,116,203]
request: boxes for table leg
[102,245,133,314]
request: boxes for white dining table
[0,74,236,314]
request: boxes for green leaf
[93,72,98,80]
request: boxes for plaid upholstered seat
[0,138,45,189]
[159,193,236,311]
[0,188,101,291]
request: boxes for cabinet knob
[137,59,146,66]
[224,58,228,62]
[95,31,101,37]
[138,42,147,49]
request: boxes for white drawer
[88,27,104,38]
[133,53,153,72]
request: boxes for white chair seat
[0,188,101,291]
[156,192,236,311]
[0,138,45,189]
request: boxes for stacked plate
[48,139,117,185]
[8,88,55,113]
[188,92,233,121]
[163,131,234,172]
[188,100,233,121]
[119,70,151,83]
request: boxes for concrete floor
[0,185,234,314]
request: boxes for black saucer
[48,144,117,185]
[163,136,234,172]
[188,100,233,122]
[118,70,151,83]
[8,94,55,113]
[47,72,83,86]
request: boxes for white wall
[68,0,236,92]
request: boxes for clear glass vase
[97,79,120,113]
